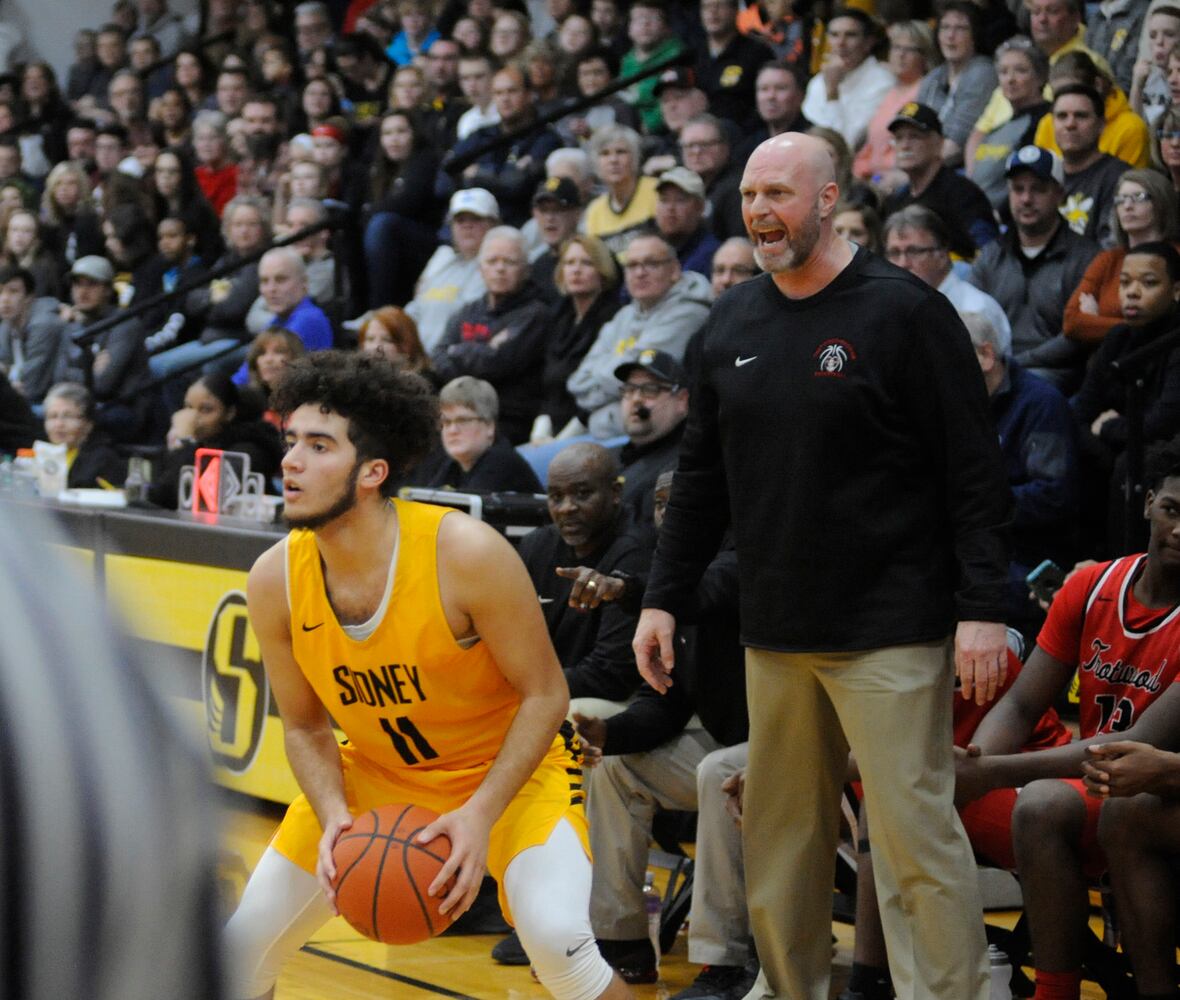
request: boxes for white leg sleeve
[504,818,616,1000]
[223,847,335,999]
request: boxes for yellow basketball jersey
[285,499,523,775]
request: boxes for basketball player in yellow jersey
[224,352,631,1000]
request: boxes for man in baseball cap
[649,68,709,172]
[446,187,500,223]
[404,189,500,352]
[968,144,1098,391]
[881,101,998,258]
[1004,144,1066,187]
[531,177,584,301]
[62,254,151,423]
[655,167,719,279]
[613,348,690,529]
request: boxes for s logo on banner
[203,591,269,773]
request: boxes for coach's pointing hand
[955,620,1008,706]
[633,608,676,693]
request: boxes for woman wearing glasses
[409,375,542,493]
[1064,169,1180,345]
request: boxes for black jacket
[409,435,542,494]
[1071,313,1180,451]
[67,431,126,489]
[430,281,552,443]
[540,292,621,433]
[518,520,651,701]
[645,248,1012,651]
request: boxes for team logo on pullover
[814,339,856,377]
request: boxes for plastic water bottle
[643,871,661,976]
[988,945,1012,1000]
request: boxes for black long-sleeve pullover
[643,247,1012,651]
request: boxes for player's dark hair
[1144,438,1180,492]
[1126,240,1180,283]
[272,350,438,495]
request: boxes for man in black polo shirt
[734,62,812,167]
[694,0,772,131]
[880,102,998,259]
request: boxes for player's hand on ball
[316,811,355,912]
[416,803,491,920]
[954,620,1007,706]
[633,608,676,693]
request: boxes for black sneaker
[596,938,657,984]
[670,963,754,1000]
[491,930,529,966]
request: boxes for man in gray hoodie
[567,233,712,438]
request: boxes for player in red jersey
[954,440,1180,1000]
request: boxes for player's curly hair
[1145,438,1180,493]
[271,350,438,496]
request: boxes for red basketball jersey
[1037,554,1180,738]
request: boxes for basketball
[331,803,453,945]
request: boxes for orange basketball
[331,803,453,944]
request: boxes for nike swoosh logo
[565,938,591,957]
[735,355,758,367]
[539,597,554,604]
[302,622,325,632]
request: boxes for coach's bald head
[740,133,846,282]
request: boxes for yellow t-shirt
[584,176,660,255]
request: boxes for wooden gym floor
[219,790,1110,1000]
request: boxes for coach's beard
[753,203,823,274]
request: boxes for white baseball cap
[447,188,500,222]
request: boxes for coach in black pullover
[643,247,1011,651]
[635,129,1012,1000]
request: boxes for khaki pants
[740,642,988,1000]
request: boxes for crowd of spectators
[4,0,1180,997]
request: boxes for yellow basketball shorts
[270,740,589,923]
